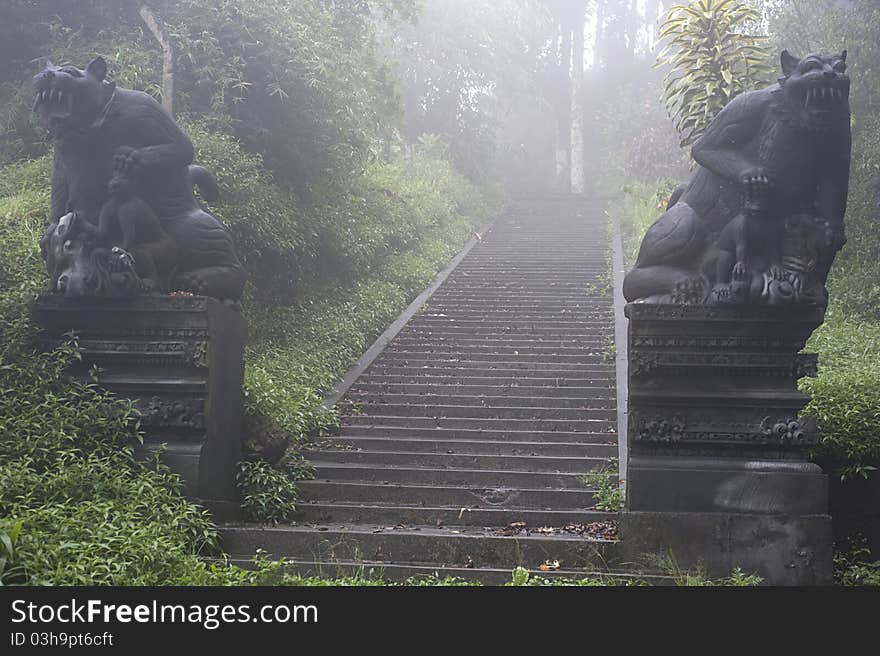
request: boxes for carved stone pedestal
[33,295,246,502]
[619,303,832,585]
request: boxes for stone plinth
[33,294,246,502]
[620,303,832,585]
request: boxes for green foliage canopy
[656,0,773,146]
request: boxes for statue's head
[45,212,139,297]
[32,56,114,131]
[779,50,850,130]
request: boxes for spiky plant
[656,0,773,147]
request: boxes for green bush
[802,312,880,478]
[618,179,681,268]
[0,186,225,585]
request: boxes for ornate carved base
[624,303,832,584]
[33,294,246,501]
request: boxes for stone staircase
[220,196,638,583]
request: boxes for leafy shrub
[802,313,880,477]
[0,166,223,585]
[580,458,623,512]
[656,0,773,147]
[236,460,300,524]
[618,180,680,268]
[0,520,25,585]
[836,548,880,586]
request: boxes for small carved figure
[80,166,180,292]
[48,211,144,297]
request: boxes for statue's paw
[711,286,731,304]
[113,147,135,173]
[732,261,749,280]
[110,246,136,272]
[769,264,786,281]
[174,272,206,295]
[671,276,707,305]
[139,278,161,294]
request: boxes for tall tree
[135,2,174,115]
[570,2,585,193]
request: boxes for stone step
[298,480,602,509]
[348,383,617,398]
[326,435,617,457]
[365,361,614,374]
[407,319,610,330]
[401,328,606,338]
[222,556,669,585]
[383,345,609,358]
[398,325,613,337]
[335,425,616,443]
[295,502,613,527]
[346,393,614,410]
[393,335,610,347]
[222,557,669,585]
[341,415,615,433]
[357,372,615,385]
[304,449,608,472]
[219,523,620,570]
[310,462,606,489]
[345,404,616,421]
[378,351,607,364]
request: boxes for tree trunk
[570,4,585,194]
[137,2,174,115]
[556,22,572,191]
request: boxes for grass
[580,458,624,512]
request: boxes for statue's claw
[110,246,136,272]
[732,261,749,280]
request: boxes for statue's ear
[86,56,107,81]
[780,49,800,76]
[840,49,847,62]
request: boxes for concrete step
[400,328,607,338]
[298,480,602,509]
[326,435,617,457]
[304,449,608,471]
[341,414,616,432]
[310,462,606,488]
[364,361,614,374]
[347,385,615,402]
[337,424,616,443]
[222,557,669,585]
[391,337,610,349]
[295,502,613,527]
[357,372,616,386]
[219,523,620,570]
[378,350,608,364]
[348,383,617,398]
[351,402,617,421]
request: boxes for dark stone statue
[620,50,853,584]
[32,57,246,300]
[623,50,851,309]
